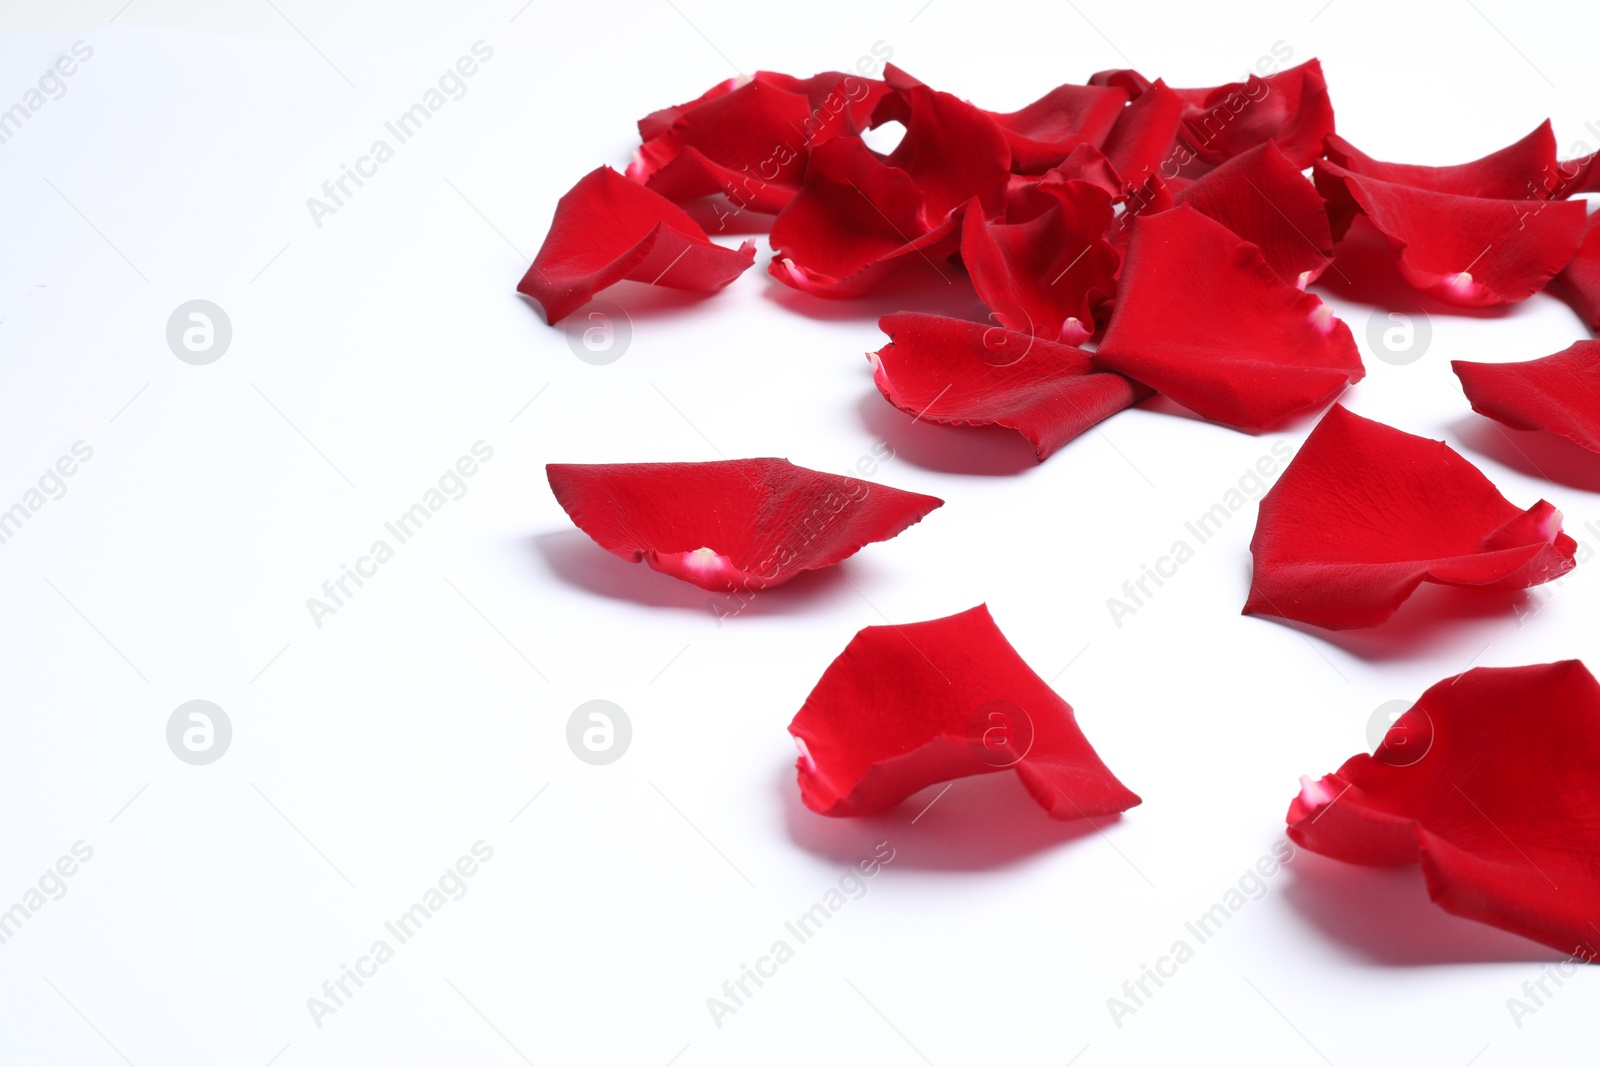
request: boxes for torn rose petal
[1288,662,1600,957]
[1454,341,1600,455]
[788,604,1141,819]
[1246,405,1577,630]
[1093,205,1364,432]
[518,167,754,325]
[546,458,942,591]
[871,313,1151,460]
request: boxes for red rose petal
[960,182,1119,344]
[871,73,1013,225]
[986,82,1130,174]
[767,136,961,297]
[1325,121,1562,200]
[1454,341,1600,454]
[1176,58,1335,170]
[637,71,886,143]
[1246,405,1577,629]
[1553,212,1600,330]
[1314,159,1586,307]
[546,458,942,592]
[788,604,1141,819]
[518,167,754,325]
[870,313,1151,460]
[1099,79,1186,190]
[1093,205,1363,431]
[1288,662,1600,957]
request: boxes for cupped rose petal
[1099,79,1186,191]
[1314,159,1586,307]
[631,77,852,213]
[518,167,754,325]
[767,136,962,297]
[871,313,1152,460]
[637,71,886,143]
[1093,206,1363,431]
[1454,341,1600,454]
[1168,141,1334,285]
[1325,121,1563,201]
[960,182,1119,344]
[872,73,1013,225]
[1552,212,1600,330]
[1174,59,1335,170]
[1246,405,1577,630]
[546,459,942,592]
[1288,662,1600,957]
[985,82,1130,174]
[788,604,1141,819]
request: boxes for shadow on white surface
[777,762,1113,871]
[1312,218,1520,322]
[1282,850,1566,965]
[760,256,991,324]
[532,529,862,614]
[1448,415,1600,494]
[854,391,1039,475]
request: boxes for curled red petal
[1288,662,1600,957]
[875,79,1013,225]
[788,604,1141,819]
[1246,405,1577,629]
[768,136,960,297]
[1093,205,1363,431]
[1168,141,1334,286]
[1454,341,1600,454]
[1176,58,1334,170]
[871,313,1151,460]
[960,183,1119,344]
[1099,79,1186,191]
[1314,159,1586,307]
[546,459,942,592]
[637,71,886,143]
[1325,121,1562,201]
[637,75,743,142]
[518,167,754,325]
[1553,212,1600,330]
[985,82,1130,174]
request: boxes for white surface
[2,2,1598,1064]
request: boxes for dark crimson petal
[630,78,849,213]
[1454,341,1600,454]
[1288,662,1600,957]
[637,76,742,142]
[1246,405,1577,629]
[546,458,942,592]
[1094,206,1363,432]
[960,183,1119,345]
[1169,141,1334,286]
[767,136,961,297]
[518,167,754,325]
[1041,144,1125,200]
[1176,59,1334,169]
[754,70,889,134]
[985,82,1130,174]
[1553,212,1600,330]
[1325,121,1561,200]
[1314,159,1586,307]
[878,81,1013,225]
[870,313,1151,460]
[788,604,1141,819]
[1087,68,1154,97]
[1099,79,1186,191]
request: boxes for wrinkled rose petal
[1093,206,1363,431]
[767,136,962,297]
[960,182,1119,344]
[1175,58,1334,170]
[985,82,1130,174]
[1454,341,1600,455]
[1099,79,1186,191]
[870,313,1151,460]
[870,71,1013,225]
[518,167,754,325]
[1553,212,1600,330]
[788,604,1141,819]
[1315,156,1586,308]
[1246,404,1577,629]
[547,458,942,591]
[1288,662,1600,957]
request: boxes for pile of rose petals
[528,58,1600,958]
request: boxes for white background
[2,1,1598,1064]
